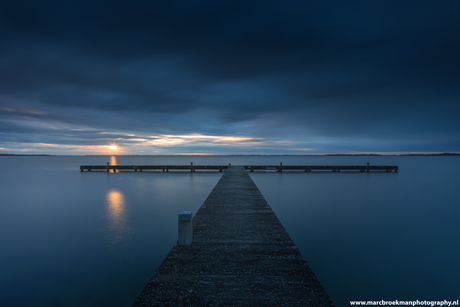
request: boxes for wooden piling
[178,211,193,246]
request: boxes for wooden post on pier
[178,211,193,246]
[106,162,109,172]
[279,162,283,172]
[367,162,370,172]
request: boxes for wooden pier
[80,163,398,172]
[131,166,335,306]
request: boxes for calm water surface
[0,155,459,307]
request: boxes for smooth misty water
[0,156,459,307]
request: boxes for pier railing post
[178,211,193,246]
[279,162,283,172]
[367,162,370,172]
[107,162,109,173]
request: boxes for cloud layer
[1,0,459,154]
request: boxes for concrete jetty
[132,166,334,306]
[80,163,398,172]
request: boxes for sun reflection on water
[106,189,129,244]
[110,156,117,165]
[110,156,117,173]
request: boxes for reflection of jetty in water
[106,189,129,243]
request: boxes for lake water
[0,155,458,307]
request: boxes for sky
[1,0,459,155]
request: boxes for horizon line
[1,152,460,157]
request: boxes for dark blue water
[0,156,459,307]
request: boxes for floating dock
[131,166,335,306]
[80,163,398,172]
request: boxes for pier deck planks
[131,166,335,306]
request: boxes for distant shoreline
[1,153,459,157]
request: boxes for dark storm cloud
[0,0,459,153]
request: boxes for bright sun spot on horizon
[109,145,117,150]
